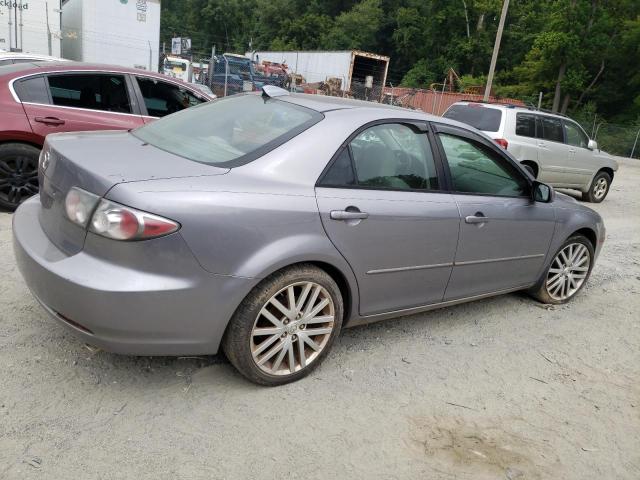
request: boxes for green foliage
[161,0,640,122]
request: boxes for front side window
[438,133,528,197]
[540,116,564,143]
[47,74,132,113]
[132,94,322,167]
[563,121,589,148]
[515,113,536,138]
[321,123,438,191]
[136,77,204,117]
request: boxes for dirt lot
[1,159,639,480]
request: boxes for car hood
[44,130,229,197]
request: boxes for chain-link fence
[591,124,640,159]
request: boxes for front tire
[222,264,343,386]
[582,171,611,203]
[529,235,594,304]
[0,143,40,211]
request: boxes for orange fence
[383,87,525,116]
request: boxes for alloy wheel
[0,156,39,207]
[593,177,608,200]
[251,281,335,376]
[546,243,591,301]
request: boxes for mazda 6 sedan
[13,86,605,385]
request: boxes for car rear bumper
[13,196,257,355]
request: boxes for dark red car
[0,62,214,210]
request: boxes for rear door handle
[330,210,369,221]
[34,116,65,126]
[465,214,489,224]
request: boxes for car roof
[449,101,571,121]
[280,93,427,114]
[0,52,67,61]
[0,61,197,87]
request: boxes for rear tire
[0,143,40,211]
[222,264,343,386]
[581,171,611,203]
[529,234,594,305]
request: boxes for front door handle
[34,116,65,126]
[330,210,369,221]
[465,213,489,224]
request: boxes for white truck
[247,50,390,101]
[61,0,160,71]
[0,0,62,57]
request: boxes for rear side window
[47,74,132,113]
[442,105,502,132]
[320,123,439,191]
[14,76,50,104]
[136,77,204,117]
[540,116,564,143]
[132,94,323,167]
[515,113,536,138]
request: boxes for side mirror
[532,181,554,203]
[588,139,598,150]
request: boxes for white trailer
[247,49,390,99]
[61,0,160,71]
[0,1,62,57]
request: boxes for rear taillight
[494,138,509,149]
[89,199,180,241]
[65,187,100,227]
[64,188,179,241]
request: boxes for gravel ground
[1,159,639,480]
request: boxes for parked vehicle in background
[0,52,69,67]
[443,102,618,202]
[0,62,213,210]
[162,56,192,83]
[13,87,605,386]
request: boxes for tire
[529,234,594,305]
[0,143,41,211]
[581,171,611,203]
[222,264,343,386]
[521,161,537,178]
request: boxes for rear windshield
[442,104,503,132]
[132,94,323,167]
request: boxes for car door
[432,123,556,300]
[535,115,571,185]
[133,76,207,123]
[315,122,459,316]
[562,119,595,187]
[19,72,145,140]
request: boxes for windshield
[132,94,323,167]
[443,104,503,132]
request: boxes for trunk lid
[39,130,228,255]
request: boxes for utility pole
[208,45,215,89]
[483,0,509,101]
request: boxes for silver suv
[443,102,618,202]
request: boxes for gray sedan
[13,87,605,385]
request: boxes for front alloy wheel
[529,235,594,304]
[546,242,591,301]
[223,264,343,385]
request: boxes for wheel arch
[0,139,43,151]
[520,159,539,178]
[571,227,597,250]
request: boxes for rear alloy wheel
[529,235,594,304]
[223,265,343,385]
[582,171,611,203]
[0,143,40,211]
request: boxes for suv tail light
[64,187,179,241]
[494,138,509,149]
